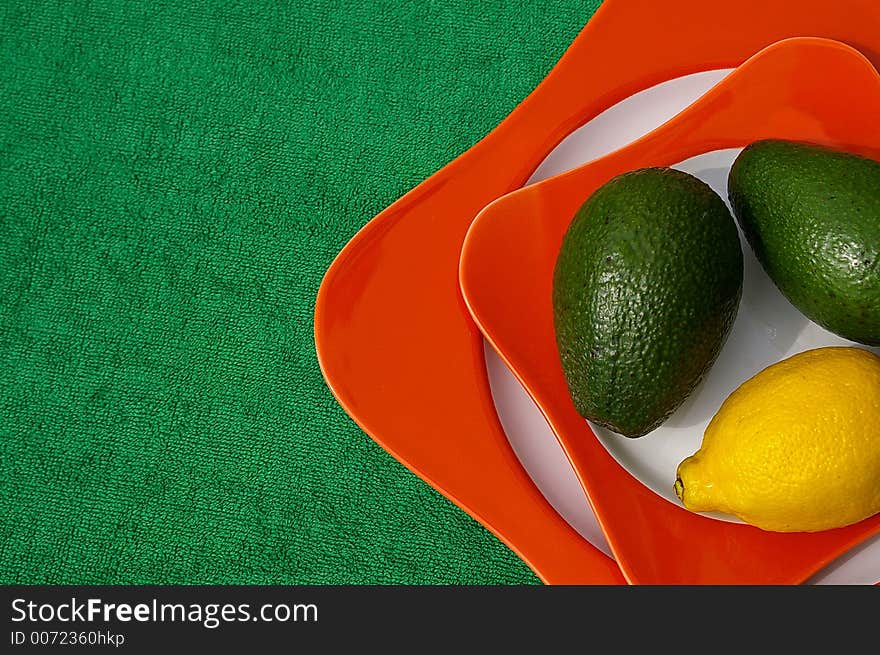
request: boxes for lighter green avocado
[728,140,880,346]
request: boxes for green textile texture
[0,0,603,583]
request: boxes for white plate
[485,69,880,584]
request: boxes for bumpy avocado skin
[729,140,880,346]
[552,168,743,438]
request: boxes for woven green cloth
[0,0,602,583]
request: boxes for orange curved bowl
[459,37,880,584]
[315,0,880,584]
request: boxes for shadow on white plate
[486,68,880,584]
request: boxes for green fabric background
[0,0,603,583]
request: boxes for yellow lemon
[674,346,880,532]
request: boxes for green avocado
[728,139,880,346]
[552,168,743,438]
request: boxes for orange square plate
[459,37,880,584]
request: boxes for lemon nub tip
[673,477,684,501]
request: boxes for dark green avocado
[552,168,743,438]
[728,140,880,346]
